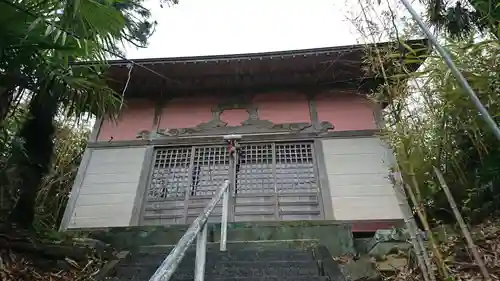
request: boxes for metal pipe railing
[148,180,230,281]
[220,183,229,252]
[194,225,208,281]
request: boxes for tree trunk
[9,90,58,228]
[0,86,15,123]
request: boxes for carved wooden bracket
[137,121,333,139]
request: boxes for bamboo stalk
[349,2,445,278]
[433,166,491,280]
[404,179,449,278]
[402,154,449,278]
[390,172,433,281]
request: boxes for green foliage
[0,105,90,229]
[380,37,500,224]
[0,106,27,217]
[426,0,500,39]
[34,120,90,230]
[0,0,178,229]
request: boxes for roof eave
[74,38,429,67]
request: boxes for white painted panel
[70,216,132,228]
[325,173,390,187]
[321,137,403,221]
[75,193,137,206]
[322,137,387,155]
[329,184,395,197]
[79,182,138,195]
[73,204,134,217]
[89,147,146,163]
[325,154,389,174]
[331,196,404,220]
[85,162,145,175]
[82,173,141,184]
[67,147,146,229]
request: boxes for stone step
[90,221,354,258]
[138,240,319,254]
[172,277,329,281]
[108,277,328,281]
[129,249,314,265]
[115,261,319,280]
[209,260,319,277]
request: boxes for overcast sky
[124,0,366,59]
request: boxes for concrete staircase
[108,242,343,281]
[88,221,404,281]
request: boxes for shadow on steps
[105,241,347,281]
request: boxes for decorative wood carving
[318,121,335,132]
[134,96,335,140]
[136,130,150,139]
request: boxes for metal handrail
[149,180,230,281]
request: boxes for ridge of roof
[104,38,428,66]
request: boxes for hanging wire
[399,0,500,141]
[119,63,133,112]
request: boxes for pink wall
[316,91,377,131]
[220,109,249,126]
[158,92,312,129]
[95,90,377,141]
[253,92,311,123]
[159,97,216,130]
[97,99,155,141]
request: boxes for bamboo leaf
[61,31,67,45]
[27,17,43,33]
[44,24,56,37]
[53,29,62,43]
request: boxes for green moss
[65,221,355,256]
